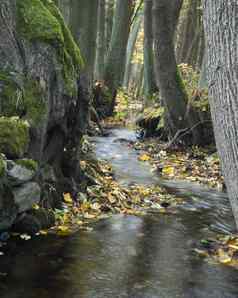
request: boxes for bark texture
[0,0,88,230]
[144,0,157,101]
[152,0,202,143]
[104,0,134,92]
[203,0,238,228]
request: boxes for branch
[163,120,212,149]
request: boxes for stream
[1,128,238,298]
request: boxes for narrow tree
[144,0,157,101]
[123,12,143,88]
[104,0,134,96]
[203,0,238,228]
[95,0,106,81]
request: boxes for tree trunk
[152,0,202,143]
[144,0,157,102]
[203,0,238,229]
[104,0,134,94]
[70,0,98,78]
[95,0,106,81]
[123,13,142,88]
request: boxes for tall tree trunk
[104,0,134,95]
[105,0,114,52]
[123,13,142,88]
[176,0,199,64]
[203,0,238,229]
[95,0,106,81]
[70,0,98,79]
[144,0,157,102]
[152,0,202,143]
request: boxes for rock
[13,209,55,235]
[40,165,57,183]
[0,117,29,159]
[0,184,18,231]
[13,182,41,213]
[6,161,35,186]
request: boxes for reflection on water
[0,128,238,298]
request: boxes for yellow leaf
[84,213,96,219]
[32,203,40,210]
[39,230,48,235]
[91,202,101,210]
[64,193,73,204]
[58,225,69,232]
[80,160,87,170]
[218,249,232,264]
[162,166,175,177]
[76,220,83,225]
[228,244,238,250]
[139,154,151,161]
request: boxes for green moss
[0,72,46,125]
[0,156,5,177]
[176,66,186,95]
[0,117,29,159]
[17,0,84,96]
[16,159,38,172]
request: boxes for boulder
[13,182,41,213]
[0,184,18,231]
[0,117,29,159]
[6,160,35,186]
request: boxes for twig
[163,120,212,149]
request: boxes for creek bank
[0,0,89,235]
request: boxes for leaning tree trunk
[152,0,202,143]
[203,0,238,229]
[123,12,142,88]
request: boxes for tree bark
[95,0,106,81]
[104,0,134,93]
[123,12,142,88]
[144,0,157,101]
[70,0,98,78]
[152,0,202,143]
[203,0,238,229]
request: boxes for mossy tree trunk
[152,0,202,144]
[0,0,88,203]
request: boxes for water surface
[0,128,237,298]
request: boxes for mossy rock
[0,155,6,177]
[15,159,38,172]
[0,117,29,159]
[17,0,84,96]
[0,72,46,125]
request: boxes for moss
[17,0,84,96]
[0,117,29,159]
[16,159,38,172]
[0,72,46,125]
[176,66,186,95]
[0,156,5,177]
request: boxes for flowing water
[0,128,238,298]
